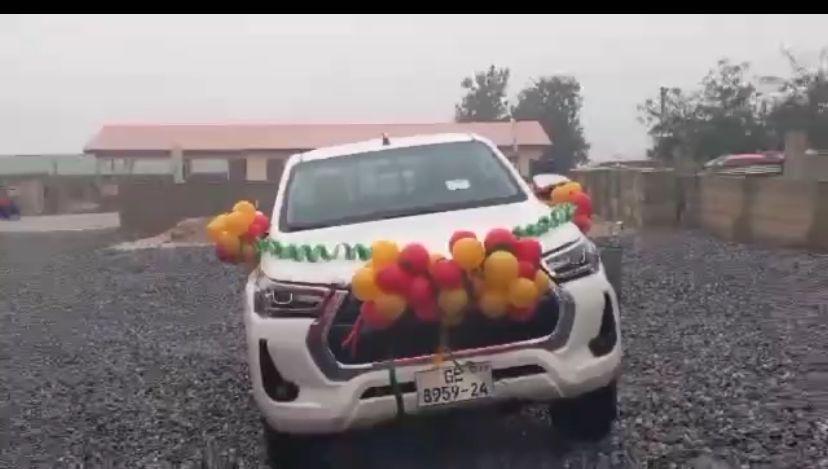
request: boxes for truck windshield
[280,141,526,231]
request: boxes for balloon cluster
[349,229,554,332]
[205,200,270,265]
[548,181,593,234]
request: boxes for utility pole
[659,86,667,125]
[659,86,668,161]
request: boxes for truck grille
[326,293,561,365]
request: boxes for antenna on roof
[382,133,390,146]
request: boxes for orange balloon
[561,181,583,195]
[352,266,381,302]
[534,270,553,295]
[451,237,485,271]
[551,181,584,205]
[238,208,256,227]
[371,240,399,269]
[217,231,241,256]
[550,186,569,205]
[233,200,256,215]
[483,251,519,289]
[225,210,250,236]
[508,277,539,308]
[206,214,228,243]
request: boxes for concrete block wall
[570,167,678,228]
[573,166,828,251]
[119,178,278,235]
[695,175,828,251]
[748,178,817,247]
[698,176,749,241]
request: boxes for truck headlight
[253,274,331,318]
[543,237,601,282]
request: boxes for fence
[119,177,278,235]
[571,168,828,252]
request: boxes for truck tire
[550,381,617,441]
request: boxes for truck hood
[260,200,583,286]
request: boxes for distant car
[704,152,785,170]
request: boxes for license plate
[415,361,494,408]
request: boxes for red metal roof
[84,122,551,155]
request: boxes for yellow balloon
[225,210,250,236]
[233,200,256,215]
[438,288,468,317]
[206,214,228,243]
[374,293,406,322]
[479,289,508,319]
[484,251,519,289]
[352,266,381,302]
[217,230,241,256]
[534,270,553,295]
[371,240,399,269]
[451,237,485,271]
[508,277,539,308]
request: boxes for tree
[454,65,511,122]
[766,47,828,148]
[639,59,772,164]
[512,76,590,172]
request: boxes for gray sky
[1,14,826,160]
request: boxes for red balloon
[361,301,394,329]
[399,243,430,275]
[508,304,537,323]
[407,275,434,306]
[430,259,464,289]
[449,230,477,251]
[570,192,593,218]
[514,238,542,268]
[253,211,270,227]
[518,261,537,279]
[247,220,268,239]
[573,214,592,234]
[375,264,414,295]
[412,299,440,323]
[484,228,518,254]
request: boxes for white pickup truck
[243,133,622,466]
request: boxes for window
[281,141,526,231]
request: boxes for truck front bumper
[244,265,622,435]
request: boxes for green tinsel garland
[256,203,575,263]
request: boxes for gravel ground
[1,229,827,468]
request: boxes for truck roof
[294,132,489,163]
